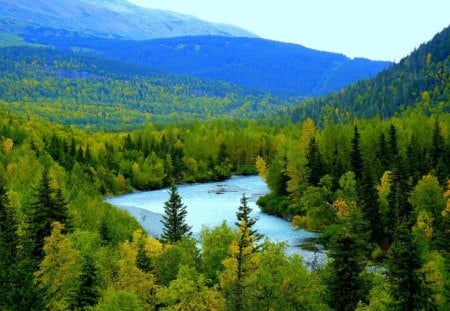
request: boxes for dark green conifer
[0,174,18,307]
[27,169,70,259]
[74,256,100,310]
[306,136,325,186]
[387,222,435,310]
[160,184,191,243]
[327,229,367,311]
[136,238,152,273]
[350,125,363,180]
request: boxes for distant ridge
[23,34,391,97]
[0,0,256,40]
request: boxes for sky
[128,0,449,62]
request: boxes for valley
[0,1,449,310]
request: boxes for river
[106,175,325,265]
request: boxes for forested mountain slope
[0,46,292,129]
[0,0,254,40]
[289,25,450,123]
[19,34,391,97]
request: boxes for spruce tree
[306,136,325,186]
[351,125,363,180]
[388,124,399,169]
[227,194,262,311]
[136,239,152,273]
[327,231,367,311]
[235,194,262,247]
[387,222,435,310]
[74,256,100,310]
[0,175,18,308]
[160,184,191,243]
[27,168,70,259]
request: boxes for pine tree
[27,169,70,259]
[388,124,399,169]
[221,194,261,311]
[136,239,152,273]
[387,222,435,310]
[306,136,325,186]
[351,125,363,180]
[74,256,100,310]
[0,174,19,308]
[235,194,262,249]
[160,184,191,243]
[358,168,382,244]
[331,144,345,191]
[327,230,367,311]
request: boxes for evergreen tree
[222,194,261,311]
[160,184,191,243]
[306,136,325,186]
[430,118,444,168]
[351,125,363,180]
[235,194,262,248]
[327,230,367,311]
[0,175,19,308]
[136,239,152,273]
[358,168,382,244]
[388,124,399,168]
[331,144,345,191]
[74,256,100,310]
[387,222,435,310]
[27,168,70,260]
[377,132,389,172]
[99,218,113,246]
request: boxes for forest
[0,19,449,311]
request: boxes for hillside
[0,0,255,40]
[289,25,450,123]
[18,34,391,97]
[0,46,292,129]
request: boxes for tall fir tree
[222,194,261,311]
[235,194,262,248]
[331,144,345,191]
[358,167,382,244]
[26,168,70,260]
[327,230,367,311]
[388,123,399,169]
[351,125,363,180]
[160,184,191,243]
[306,136,325,186]
[387,222,435,310]
[0,174,19,309]
[74,255,100,310]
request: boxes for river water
[106,175,325,265]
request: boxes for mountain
[17,34,392,98]
[0,46,293,129]
[288,25,450,123]
[0,0,391,98]
[0,0,255,40]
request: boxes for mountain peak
[0,0,256,40]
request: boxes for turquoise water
[106,175,325,265]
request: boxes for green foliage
[95,290,144,311]
[256,192,290,217]
[26,168,71,260]
[288,25,450,124]
[0,46,294,129]
[160,184,192,243]
[200,222,238,286]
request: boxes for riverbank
[106,175,327,266]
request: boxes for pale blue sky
[129,0,449,62]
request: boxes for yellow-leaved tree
[35,222,82,311]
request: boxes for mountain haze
[18,34,391,98]
[0,0,255,40]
